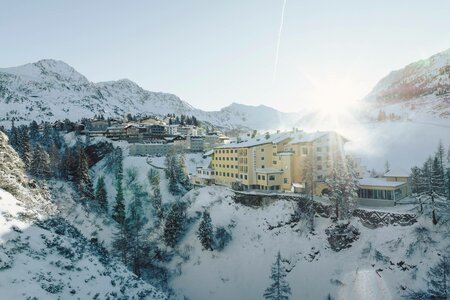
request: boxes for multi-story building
[207,130,348,194]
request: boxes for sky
[1,0,450,112]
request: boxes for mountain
[0,59,301,130]
[365,48,450,119]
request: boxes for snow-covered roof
[358,178,405,188]
[384,168,410,178]
[292,182,305,188]
[203,150,214,157]
[215,131,293,149]
[255,168,284,174]
[288,131,329,144]
[276,151,294,156]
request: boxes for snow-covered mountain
[0,59,301,130]
[365,48,450,119]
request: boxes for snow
[359,178,405,187]
[384,168,410,177]
[167,185,448,300]
[0,60,304,130]
[0,188,167,299]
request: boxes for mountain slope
[365,48,450,118]
[0,59,301,130]
[0,131,167,299]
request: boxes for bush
[213,227,232,251]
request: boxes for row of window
[217,172,248,180]
[216,156,238,161]
[213,164,238,169]
[216,149,238,154]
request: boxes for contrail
[272,0,287,83]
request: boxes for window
[235,150,238,153]
[301,147,308,156]
[227,157,229,161]
[273,152,277,156]
[261,148,264,152]
[273,161,277,164]
[317,147,322,152]
[227,172,230,177]
[258,175,261,180]
[226,150,229,154]
[316,156,322,161]
[261,165,265,168]
[269,175,275,181]
[244,175,248,180]
[262,175,266,180]
[284,178,288,184]
[317,165,322,170]
[261,157,265,160]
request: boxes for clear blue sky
[1,0,450,112]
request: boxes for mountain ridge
[0,59,300,130]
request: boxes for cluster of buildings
[84,117,229,155]
[191,130,412,207]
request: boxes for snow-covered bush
[213,226,232,251]
[325,222,360,252]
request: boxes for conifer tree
[18,126,32,169]
[153,185,163,221]
[163,202,186,247]
[263,251,291,300]
[112,176,127,264]
[432,156,446,196]
[427,256,449,299]
[29,120,40,143]
[197,211,213,250]
[327,156,359,220]
[8,120,18,151]
[75,146,93,200]
[30,144,51,179]
[95,176,108,210]
[126,183,148,276]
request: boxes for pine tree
[432,156,446,196]
[95,176,108,211]
[410,166,423,194]
[327,156,359,220]
[152,185,163,221]
[8,120,18,151]
[197,211,213,250]
[126,183,148,277]
[112,177,125,225]
[427,256,449,299]
[30,144,51,179]
[163,202,186,247]
[75,146,93,201]
[29,120,40,144]
[48,143,60,178]
[112,171,128,264]
[263,251,291,300]
[18,126,32,169]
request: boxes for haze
[1,0,450,112]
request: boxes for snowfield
[166,186,448,300]
[0,188,167,299]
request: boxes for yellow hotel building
[208,130,348,194]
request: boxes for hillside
[365,48,450,119]
[0,59,301,130]
[0,131,166,299]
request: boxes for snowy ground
[0,188,166,299]
[167,186,449,300]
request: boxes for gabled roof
[215,131,293,149]
[384,168,410,177]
